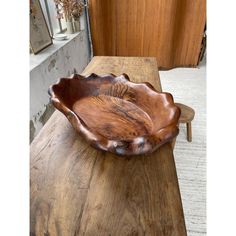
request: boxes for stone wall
[30,30,90,142]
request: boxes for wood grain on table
[30,56,187,236]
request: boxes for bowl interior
[51,74,179,145]
[73,94,153,141]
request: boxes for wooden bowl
[48,73,180,156]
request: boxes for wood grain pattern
[175,103,195,123]
[88,0,206,69]
[49,73,180,155]
[73,95,153,139]
[78,146,186,235]
[30,56,187,235]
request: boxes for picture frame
[30,0,53,54]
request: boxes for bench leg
[186,122,192,142]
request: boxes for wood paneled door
[88,0,206,69]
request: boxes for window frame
[39,0,87,37]
[40,0,66,36]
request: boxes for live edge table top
[30,56,187,236]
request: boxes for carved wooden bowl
[49,73,180,156]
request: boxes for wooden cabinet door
[88,0,206,69]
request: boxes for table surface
[30,56,187,236]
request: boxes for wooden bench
[175,103,195,142]
[30,56,187,236]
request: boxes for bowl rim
[48,73,181,155]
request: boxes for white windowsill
[30,31,83,71]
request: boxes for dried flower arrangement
[72,1,84,21]
[54,0,84,22]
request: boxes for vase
[73,19,81,32]
[66,21,74,34]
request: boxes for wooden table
[30,56,187,236]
